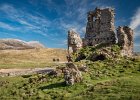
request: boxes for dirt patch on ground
[0,67,54,77]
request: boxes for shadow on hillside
[39,82,66,90]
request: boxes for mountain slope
[0,39,45,50]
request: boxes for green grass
[0,73,139,99]
[0,45,140,99]
[0,58,140,100]
[72,44,121,62]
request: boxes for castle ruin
[84,7,116,46]
[117,26,133,56]
[68,30,82,53]
[68,7,134,57]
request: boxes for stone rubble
[63,63,82,85]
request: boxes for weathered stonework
[117,26,134,56]
[84,7,116,46]
[63,63,82,85]
[67,7,134,56]
[68,29,82,53]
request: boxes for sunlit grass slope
[0,48,67,68]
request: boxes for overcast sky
[0,0,139,51]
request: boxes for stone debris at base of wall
[63,63,82,85]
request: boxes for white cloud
[0,4,70,45]
[130,8,140,29]
[60,0,110,35]
[0,22,19,31]
[0,32,18,37]
[30,0,108,36]
[54,39,67,46]
[129,7,140,37]
[0,4,50,37]
[57,19,85,35]
[129,7,140,52]
[0,1,111,47]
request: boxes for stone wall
[67,7,134,56]
[68,29,82,53]
[84,7,116,46]
[117,26,134,56]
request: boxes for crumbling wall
[117,26,134,56]
[68,30,82,53]
[67,7,134,57]
[84,7,116,46]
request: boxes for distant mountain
[27,41,45,49]
[0,39,45,50]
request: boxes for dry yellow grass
[0,48,67,68]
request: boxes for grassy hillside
[0,48,67,68]
[0,58,140,99]
[0,45,140,99]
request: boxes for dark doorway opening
[94,54,106,61]
[75,54,86,62]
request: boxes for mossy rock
[71,44,121,62]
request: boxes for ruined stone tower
[68,30,82,53]
[117,26,134,56]
[84,7,116,46]
[67,7,134,57]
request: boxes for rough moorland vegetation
[0,44,140,99]
[72,44,121,62]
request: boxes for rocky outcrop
[63,63,82,85]
[68,30,82,53]
[0,39,45,50]
[84,7,116,46]
[117,26,134,56]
